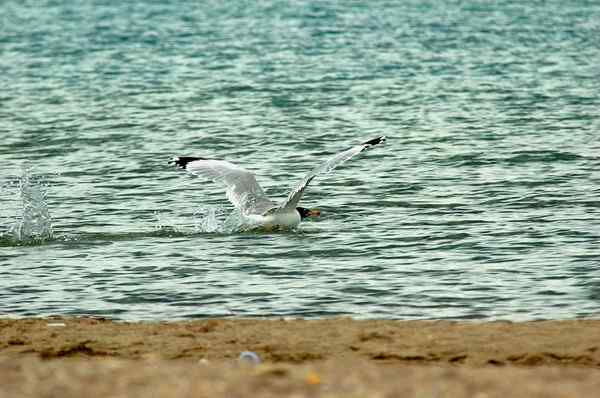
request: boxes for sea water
[1,0,599,320]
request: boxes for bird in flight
[170,136,386,230]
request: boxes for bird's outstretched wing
[170,157,276,215]
[278,136,386,210]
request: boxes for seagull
[170,136,386,230]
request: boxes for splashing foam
[151,205,244,235]
[194,206,245,234]
[1,168,53,243]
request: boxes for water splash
[1,168,53,243]
[153,206,289,236]
[151,207,241,235]
[194,206,222,233]
[152,211,186,236]
[194,205,244,234]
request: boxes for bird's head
[297,207,321,219]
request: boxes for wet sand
[2,317,600,397]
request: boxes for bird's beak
[307,209,321,217]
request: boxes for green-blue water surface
[1,0,599,320]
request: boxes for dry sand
[1,317,600,397]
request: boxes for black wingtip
[169,156,205,169]
[362,136,386,147]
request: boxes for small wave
[441,152,495,167]
[439,150,584,168]
[0,234,55,247]
[505,150,583,164]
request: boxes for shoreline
[2,317,600,397]
[2,317,600,365]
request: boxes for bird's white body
[246,209,301,230]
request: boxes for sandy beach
[2,317,600,397]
